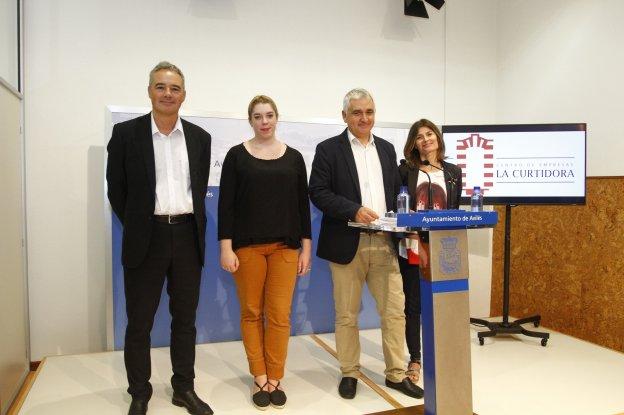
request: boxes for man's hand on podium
[354,206,379,224]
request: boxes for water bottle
[397,186,410,214]
[471,186,483,212]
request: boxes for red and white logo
[456,134,494,195]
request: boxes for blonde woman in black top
[218,95,312,410]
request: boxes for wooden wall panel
[491,177,624,352]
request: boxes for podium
[397,210,498,415]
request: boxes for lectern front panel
[433,291,472,414]
[428,229,469,282]
[421,228,473,415]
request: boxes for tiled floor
[16,325,624,415]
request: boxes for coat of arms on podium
[439,237,461,274]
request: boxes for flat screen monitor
[442,123,586,205]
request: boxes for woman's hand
[219,239,239,273]
[418,238,428,268]
[298,238,312,276]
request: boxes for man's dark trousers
[123,219,201,399]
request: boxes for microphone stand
[422,160,458,202]
[418,167,433,210]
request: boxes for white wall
[445,1,497,124]
[24,0,498,360]
[496,0,624,176]
[445,2,498,316]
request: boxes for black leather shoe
[128,398,148,415]
[172,390,214,415]
[385,377,424,399]
[338,377,358,399]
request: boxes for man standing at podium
[107,62,213,415]
[309,88,423,400]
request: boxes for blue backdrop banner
[109,109,410,350]
[112,188,384,349]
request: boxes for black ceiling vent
[404,0,445,18]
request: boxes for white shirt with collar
[151,114,193,215]
[347,129,387,217]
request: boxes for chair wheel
[541,338,548,346]
[479,338,484,346]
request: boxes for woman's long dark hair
[403,119,446,168]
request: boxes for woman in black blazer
[397,119,462,383]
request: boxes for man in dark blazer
[309,89,423,400]
[107,62,213,415]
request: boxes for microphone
[421,159,440,170]
[422,159,460,208]
[418,163,433,210]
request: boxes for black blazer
[309,129,401,264]
[398,159,462,210]
[106,113,211,268]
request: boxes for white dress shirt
[151,115,193,215]
[347,129,387,217]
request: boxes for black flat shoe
[338,376,358,399]
[252,381,270,410]
[128,398,148,415]
[172,390,214,415]
[385,377,424,399]
[268,380,286,409]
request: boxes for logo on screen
[456,134,494,195]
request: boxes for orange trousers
[233,242,299,379]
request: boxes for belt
[153,213,193,224]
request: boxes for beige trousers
[329,233,406,383]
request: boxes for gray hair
[149,61,185,88]
[342,88,374,113]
